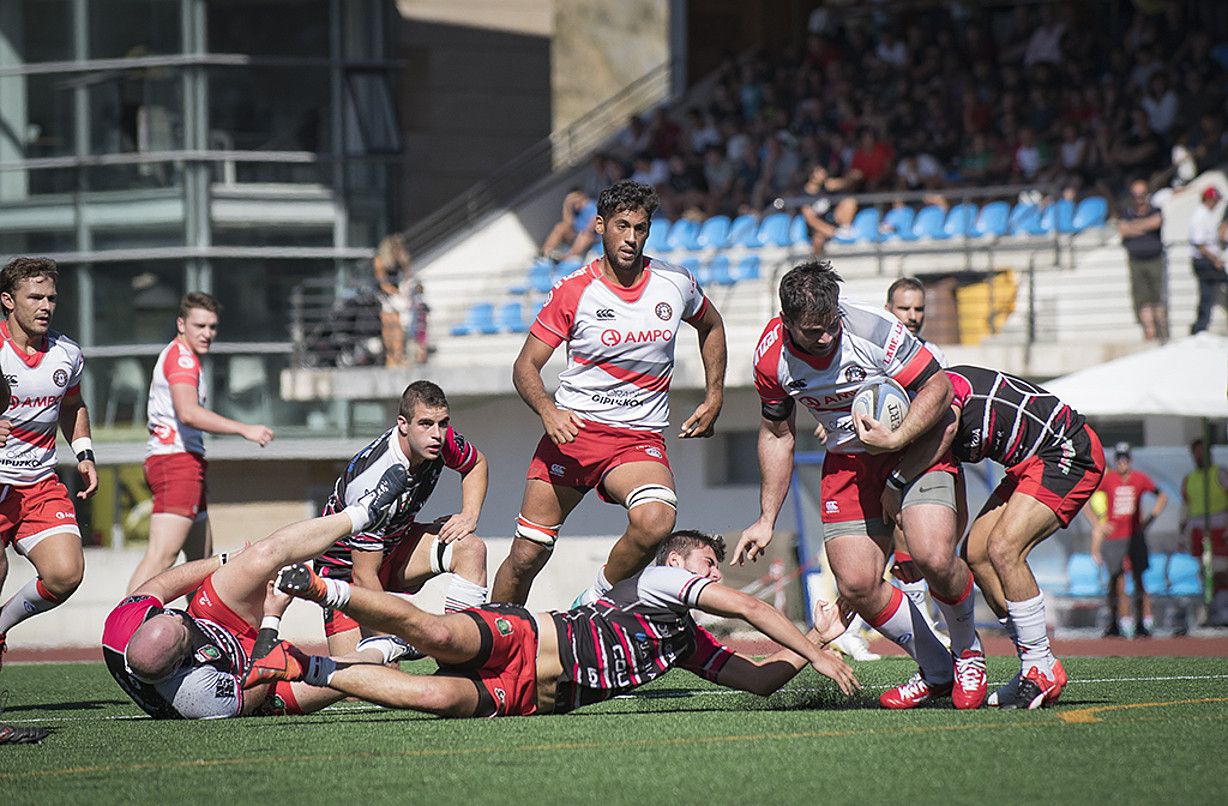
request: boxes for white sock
[897,578,930,618]
[594,566,613,596]
[868,587,952,683]
[323,578,352,610]
[846,614,869,636]
[0,578,64,635]
[444,578,488,613]
[1005,593,1054,675]
[303,656,338,687]
[932,575,982,656]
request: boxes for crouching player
[102,468,413,718]
[867,365,1105,709]
[255,530,860,717]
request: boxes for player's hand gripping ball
[850,377,910,432]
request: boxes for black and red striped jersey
[550,565,735,714]
[945,365,1087,467]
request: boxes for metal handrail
[399,60,676,259]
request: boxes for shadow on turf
[3,699,129,713]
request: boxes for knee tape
[515,515,561,549]
[624,484,677,511]
[429,537,454,575]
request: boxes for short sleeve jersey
[551,564,735,714]
[0,321,84,485]
[101,594,248,719]
[1097,470,1159,540]
[146,338,208,457]
[945,365,1087,468]
[529,257,709,431]
[314,424,478,576]
[752,300,940,454]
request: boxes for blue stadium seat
[449,302,496,337]
[911,205,949,240]
[645,218,673,254]
[1126,554,1170,596]
[732,255,761,282]
[696,215,731,250]
[835,208,881,244]
[1047,199,1076,234]
[496,302,528,333]
[527,262,555,294]
[727,214,761,248]
[1167,553,1203,597]
[878,206,915,242]
[555,257,582,276]
[666,218,701,251]
[789,214,810,247]
[707,255,734,286]
[943,203,978,238]
[1066,552,1107,597]
[757,212,792,248]
[971,200,1010,237]
[1072,196,1108,231]
[1007,203,1041,235]
[678,256,702,282]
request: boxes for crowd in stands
[565,2,1227,227]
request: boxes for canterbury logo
[595,308,615,321]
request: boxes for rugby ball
[850,377,910,431]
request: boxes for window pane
[90,261,185,345]
[208,66,330,152]
[211,258,332,342]
[23,72,76,159]
[207,1,329,57]
[88,67,184,154]
[89,0,181,59]
[15,1,74,64]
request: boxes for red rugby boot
[880,671,954,710]
[952,649,988,710]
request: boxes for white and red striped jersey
[550,564,735,714]
[146,338,207,457]
[0,321,84,485]
[753,299,940,454]
[529,257,709,431]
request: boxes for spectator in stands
[407,281,429,365]
[798,164,859,255]
[1090,443,1167,638]
[373,235,411,368]
[1181,438,1228,626]
[540,189,597,262]
[1189,186,1228,334]
[1142,73,1179,136]
[850,128,894,191]
[1118,179,1169,342]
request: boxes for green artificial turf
[1,656,1224,805]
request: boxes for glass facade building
[0,0,400,435]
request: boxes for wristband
[885,470,909,492]
[260,615,282,631]
[72,437,94,463]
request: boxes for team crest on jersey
[178,355,195,370]
[654,302,672,321]
[195,645,221,663]
[645,447,663,459]
[494,617,513,636]
[844,366,866,383]
[494,687,507,705]
[52,368,68,387]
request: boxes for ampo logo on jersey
[601,329,672,347]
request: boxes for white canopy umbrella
[1045,332,1228,418]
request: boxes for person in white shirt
[127,293,274,593]
[1189,186,1228,334]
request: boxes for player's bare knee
[244,538,288,576]
[627,502,676,540]
[986,538,1022,577]
[41,563,83,599]
[835,572,881,605]
[906,541,954,578]
[450,536,487,575]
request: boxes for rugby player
[492,179,727,605]
[257,529,860,717]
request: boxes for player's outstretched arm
[734,413,796,565]
[133,555,223,602]
[512,335,582,445]
[170,383,274,446]
[694,583,859,696]
[680,303,726,439]
[711,600,854,696]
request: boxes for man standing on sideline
[1091,443,1167,637]
[127,293,274,593]
[313,380,489,655]
[735,261,985,710]
[492,180,726,606]
[0,257,98,666]
[1118,179,1168,342]
[1181,439,1228,625]
[1189,186,1228,334]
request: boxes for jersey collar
[0,319,48,369]
[591,256,652,303]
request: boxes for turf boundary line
[1057,697,1228,724]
